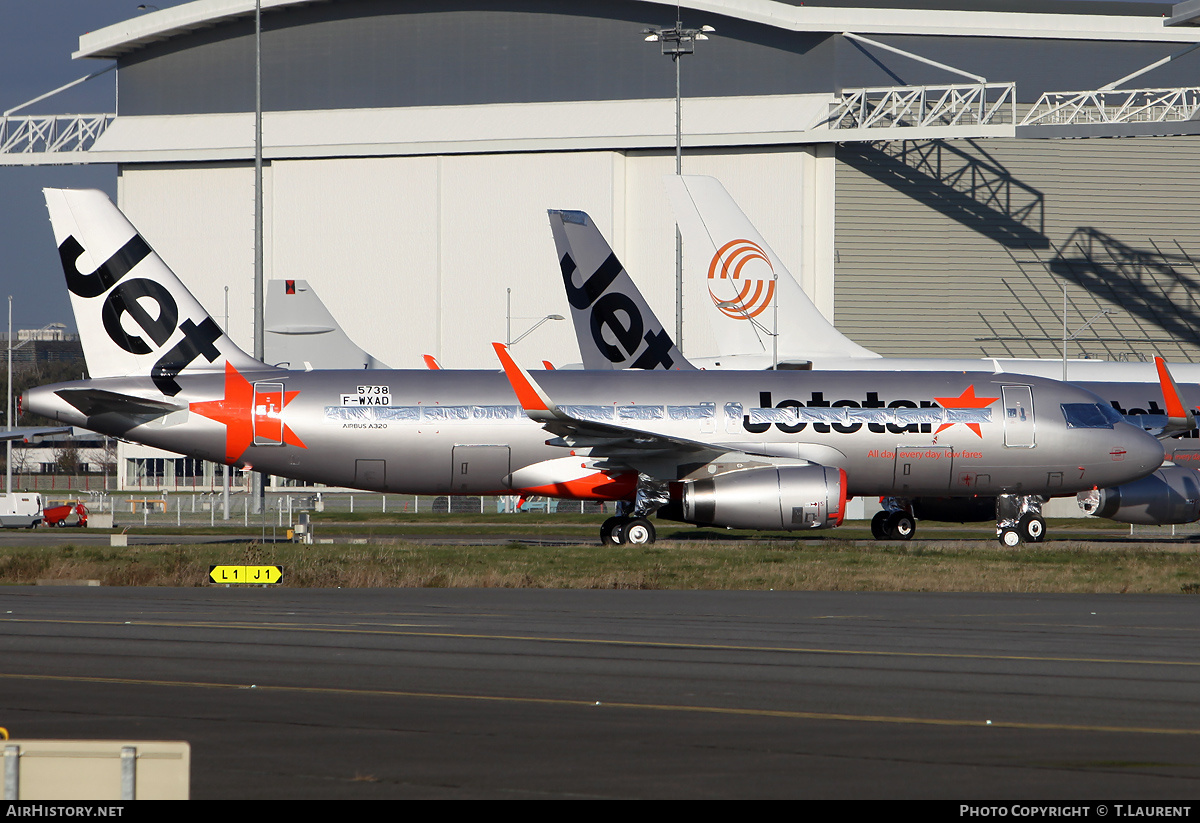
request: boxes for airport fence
[1125,522,1200,538]
[29,487,614,530]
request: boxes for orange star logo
[189,363,306,464]
[933,384,999,438]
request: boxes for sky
[0,1,189,333]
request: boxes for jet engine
[1077,466,1200,525]
[662,465,847,530]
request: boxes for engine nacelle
[1077,466,1200,525]
[666,465,847,531]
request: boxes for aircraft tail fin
[265,278,389,370]
[548,209,695,371]
[43,188,265,396]
[663,175,880,362]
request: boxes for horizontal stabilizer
[55,388,185,418]
[0,426,74,442]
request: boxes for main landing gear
[870,508,916,541]
[601,515,657,546]
[995,494,1046,547]
[599,478,669,546]
[870,494,1048,545]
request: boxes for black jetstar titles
[742,390,976,435]
[59,233,223,396]
[560,251,678,370]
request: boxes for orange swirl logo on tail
[707,239,775,320]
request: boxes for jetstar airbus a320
[24,189,1164,545]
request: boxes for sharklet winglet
[1155,356,1194,428]
[492,342,558,418]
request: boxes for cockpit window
[1061,403,1122,429]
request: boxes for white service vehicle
[0,492,44,528]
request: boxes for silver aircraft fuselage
[26,366,1162,500]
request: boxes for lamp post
[223,285,231,521]
[505,288,565,348]
[510,315,565,347]
[644,11,714,355]
[252,0,265,515]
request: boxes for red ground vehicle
[42,502,87,527]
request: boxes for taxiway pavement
[1,587,1198,798]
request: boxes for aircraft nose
[1113,424,1165,478]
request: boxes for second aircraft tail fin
[663,175,880,363]
[548,209,694,371]
[265,278,389,370]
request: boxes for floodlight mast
[253,0,265,514]
[643,10,714,356]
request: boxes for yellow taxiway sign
[208,565,283,584]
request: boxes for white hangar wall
[114,132,1200,373]
[115,145,830,369]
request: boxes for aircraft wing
[1115,358,1198,440]
[493,343,801,479]
[1154,357,1195,438]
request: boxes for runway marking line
[5,616,1200,669]
[0,670,1197,737]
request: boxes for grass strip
[2,536,1199,592]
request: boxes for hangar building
[34,0,1200,365]
[9,0,1200,489]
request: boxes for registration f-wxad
[25,189,1163,545]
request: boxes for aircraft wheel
[623,518,656,546]
[886,511,916,540]
[56,521,67,528]
[999,527,1022,547]
[1020,514,1046,543]
[600,517,625,546]
[870,511,890,540]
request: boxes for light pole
[223,285,231,521]
[644,11,714,355]
[510,315,565,347]
[252,0,265,514]
[505,288,565,348]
